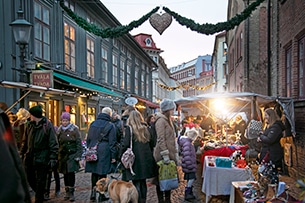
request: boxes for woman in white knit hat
[153,98,178,203]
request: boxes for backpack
[121,126,135,175]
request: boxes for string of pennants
[157,82,215,91]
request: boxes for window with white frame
[64,22,75,71]
[146,73,149,98]
[121,44,126,54]
[223,63,227,78]
[87,36,95,78]
[126,62,131,92]
[112,54,118,87]
[141,67,145,96]
[135,66,139,94]
[101,46,108,83]
[120,58,125,90]
[34,1,50,61]
[113,38,119,48]
[64,0,75,11]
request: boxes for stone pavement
[32,164,207,203]
[32,162,300,203]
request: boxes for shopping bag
[157,160,179,191]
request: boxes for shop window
[64,105,76,124]
[87,107,96,126]
[49,100,59,126]
[29,101,46,116]
[80,104,87,130]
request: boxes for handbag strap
[129,126,133,149]
[97,122,112,143]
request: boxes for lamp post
[10,6,32,108]
[10,7,32,83]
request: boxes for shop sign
[31,70,53,88]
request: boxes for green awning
[53,72,123,98]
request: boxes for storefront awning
[134,96,159,109]
[54,72,123,98]
[0,80,76,96]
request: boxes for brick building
[277,0,305,178]
[227,0,305,179]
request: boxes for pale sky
[102,0,228,68]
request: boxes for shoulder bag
[84,122,111,162]
[121,126,136,175]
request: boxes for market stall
[175,92,296,201]
[175,92,295,141]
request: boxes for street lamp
[10,7,32,83]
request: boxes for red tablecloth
[201,145,248,163]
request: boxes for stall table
[230,181,299,203]
[202,156,254,203]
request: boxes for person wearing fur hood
[154,98,179,203]
[178,129,198,200]
[57,112,83,201]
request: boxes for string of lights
[157,81,215,91]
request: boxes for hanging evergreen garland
[59,0,159,38]
[59,0,265,38]
[162,0,265,35]
[157,82,215,91]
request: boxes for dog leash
[110,162,122,180]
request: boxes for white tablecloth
[201,156,254,203]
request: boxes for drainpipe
[267,0,271,95]
[246,0,250,91]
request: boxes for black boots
[69,187,75,202]
[90,188,96,202]
[64,187,70,200]
[184,187,195,201]
[164,191,171,203]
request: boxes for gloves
[48,160,57,169]
[162,154,170,164]
[160,150,170,164]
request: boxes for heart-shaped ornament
[149,12,172,35]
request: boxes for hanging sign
[149,12,172,35]
[31,70,53,88]
[125,97,138,106]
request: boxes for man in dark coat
[20,105,59,203]
[85,107,117,202]
[0,107,31,203]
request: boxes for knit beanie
[185,129,198,141]
[61,112,71,120]
[160,99,176,112]
[29,105,43,118]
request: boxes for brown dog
[96,177,138,203]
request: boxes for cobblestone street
[33,162,300,203]
[32,163,214,203]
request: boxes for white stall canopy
[175,92,295,137]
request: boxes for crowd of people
[0,99,287,203]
